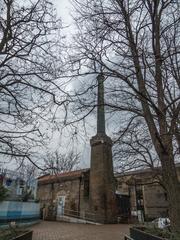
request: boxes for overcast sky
[0,0,92,171]
[1,0,115,171]
[47,0,118,169]
[54,0,73,27]
[52,0,92,168]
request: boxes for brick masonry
[89,134,117,223]
[37,164,180,222]
[37,170,90,220]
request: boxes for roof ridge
[38,168,90,182]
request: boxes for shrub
[0,185,8,201]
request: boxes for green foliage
[0,185,8,201]
[137,225,180,240]
[22,189,33,202]
[0,225,28,240]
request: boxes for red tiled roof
[38,169,89,184]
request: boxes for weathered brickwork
[37,170,90,220]
[37,164,180,222]
[89,134,117,223]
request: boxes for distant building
[0,168,37,201]
[0,168,40,225]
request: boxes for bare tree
[43,150,80,174]
[0,0,67,168]
[63,0,180,233]
[113,119,159,170]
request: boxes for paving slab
[31,221,130,240]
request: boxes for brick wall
[37,173,89,220]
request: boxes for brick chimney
[89,73,117,223]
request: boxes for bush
[136,225,180,240]
[0,224,29,240]
[0,185,8,201]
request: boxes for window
[16,186,23,195]
[84,178,89,197]
[164,192,168,201]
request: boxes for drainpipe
[78,176,82,216]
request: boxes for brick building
[115,163,180,220]
[37,73,179,223]
[38,169,90,221]
[37,163,180,222]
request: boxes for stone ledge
[90,134,112,146]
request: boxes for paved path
[31,221,130,240]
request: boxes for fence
[0,201,40,224]
[64,208,97,221]
[58,208,106,223]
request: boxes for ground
[31,221,130,240]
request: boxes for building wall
[37,165,180,221]
[38,175,171,221]
[37,176,90,220]
[115,168,180,220]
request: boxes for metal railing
[58,208,106,223]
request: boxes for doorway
[57,196,66,217]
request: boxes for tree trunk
[168,187,180,234]
[160,152,180,233]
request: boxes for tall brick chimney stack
[89,73,117,223]
[97,73,105,134]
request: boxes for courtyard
[31,221,130,240]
